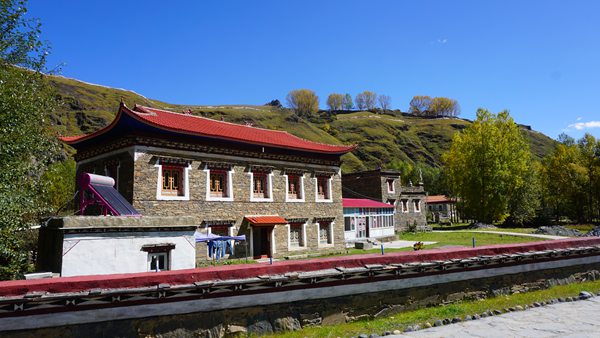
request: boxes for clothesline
[194,232,246,242]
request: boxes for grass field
[309,231,543,258]
[400,231,541,248]
[267,279,600,338]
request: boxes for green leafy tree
[326,93,343,111]
[505,161,541,226]
[286,89,319,118]
[443,109,532,223]
[342,93,353,110]
[542,133,600,223]
[0,0,59,279]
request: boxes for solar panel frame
[91,184,140,216]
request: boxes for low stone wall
[3,238,600,337]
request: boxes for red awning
[342,198,394,208]
[244,215,288,226]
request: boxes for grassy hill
[49,75,557,173]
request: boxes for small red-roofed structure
[342,198,395,243]
[426,195,459,223]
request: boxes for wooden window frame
[209,170,228,198]
[315,176,332,202]
[161,165,184,197]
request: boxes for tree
[429,97,460,117]
[355,91,377,110]
[409,95,432,116]
[285,89,319,118]
[264,99,282,108]
[342,93,353,110]
[443,109,532,224]
[0,0,59,279]
[378,94,391,111]
[541,141,587,222]
[542,134,600,223]
[326,93,344,111]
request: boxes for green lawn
[400,231,541,249]
[303,231,543,259]
[268,279,600,338]
[565,224,596,233]
[472,227,536,234]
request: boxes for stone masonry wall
[8,264,600,338]
[341,173,382,200]
[131,150,345,261]
[343,171,428,233]
[399,185,429,232]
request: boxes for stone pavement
[393,297,600,338]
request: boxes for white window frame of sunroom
[314,176,333,203]
[155,162,191,201]
[287,222,307,251]
[248,171,274,202]
[316,221,335,247]
[284,174,305,202]
[204,165,234,202]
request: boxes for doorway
[356,216,368,238]
[252,226,272,258]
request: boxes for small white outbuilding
[37,216,197,277]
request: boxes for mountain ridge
[47,74,557,173]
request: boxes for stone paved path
[432,230,569,240]
[393,297,600,338]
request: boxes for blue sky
[29,1,600,139]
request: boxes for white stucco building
[38,216,197,277]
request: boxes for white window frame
[386,178,395,193]
[284,173,305,202]
[147,252,170,272]
[414,199,421,213]
[205,165,234,202]
[314,176,333,203]
[316,221,335,247]
[401,199,409,213]
[248,170,274,202]
[155,162,191,201]
[287,222,307,251]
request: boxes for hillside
[48,75,557,173]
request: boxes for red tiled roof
[342,198,394,209]
[426,195,454,204]
[59,104,356,154]
[244,215,288,225]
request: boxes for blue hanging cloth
[227,240,234,256]
[207,241,214,258]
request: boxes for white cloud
[430,38,448,45]
[576,116,582,121]
[566,121,600,130]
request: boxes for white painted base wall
[61,231,196,277]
